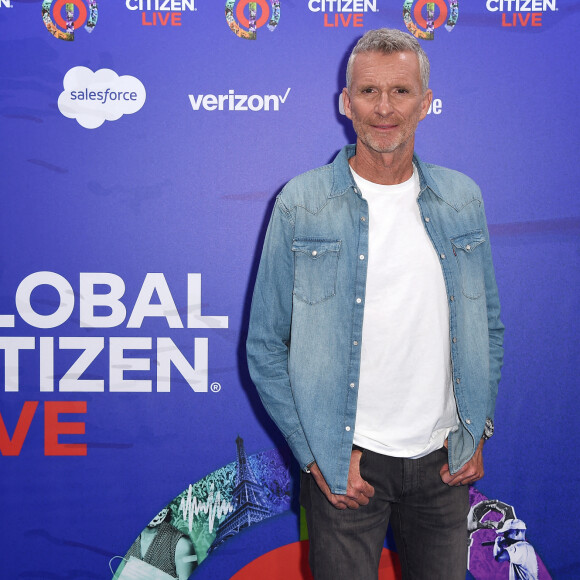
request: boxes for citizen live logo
[308,0,378,28]
[42,0,98,41]
[126,0,196,27]
[0,1,13,8]
[403,0,458,40]
[486,0,557,27]
[188,88,291,111]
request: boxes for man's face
[506,529,526,541]
[342,50,432,159]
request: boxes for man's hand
[309,449,375,510]
[440,438,485,486]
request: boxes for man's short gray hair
[346,28,430,93]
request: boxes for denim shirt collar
[330,144,446,203]
[328,145,357,198]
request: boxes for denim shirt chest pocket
[291,238,342,305]
[450,230,486,299]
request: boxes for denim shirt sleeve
[480,200,505,421]
[246,195,315,470]
[448,196,505,473]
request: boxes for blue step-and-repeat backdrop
[1,1,578,578]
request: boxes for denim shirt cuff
[286,428,314,471]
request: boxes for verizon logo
[188,88,291,111]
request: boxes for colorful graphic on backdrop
[110,435,552,579]
[225,0,280,39]
[403,0,457,40]
[467,488,551,579]
[42,0,98,41]
[112,437,291,578]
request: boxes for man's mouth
[371,123,397,131]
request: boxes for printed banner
[0,0,578,578]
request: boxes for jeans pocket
[450,230,486,299]
[357,446,370,480]
[292,238,341,305]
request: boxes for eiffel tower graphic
[209,435,271,552]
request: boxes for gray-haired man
[247,28,504,579]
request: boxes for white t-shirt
[351,165,458,458]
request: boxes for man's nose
[375,92,392,116]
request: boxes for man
[121,507,197,579]
[247,28,504,579]
[494,519,539,580]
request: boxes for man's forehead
[353,49,419,67]
[351,51,421,81]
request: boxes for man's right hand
[309,449,375,510]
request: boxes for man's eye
[396,88,409,94]
[361,88,375,94]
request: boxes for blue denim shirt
[247,145,504,494]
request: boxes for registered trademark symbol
[210,382,222,393]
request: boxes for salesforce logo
[58,67,146,129]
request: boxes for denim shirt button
[466,419,471,424]
[440,253,446,259]
[361,216,366,222]
[456,378,461,384]
[356,298,362,304]
[425,217,430,222]
[359,254,365,260]
[353,341,359,346]
[311,250,317,256]
[450,295,455,301]
[350,383,355,388]
[345,426,351,431]
[452,337,457,343]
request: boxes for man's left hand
[439,438,485,486]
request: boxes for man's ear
[342,88,352,120]
[419,88,433,122]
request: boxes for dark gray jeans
[300,446,469,580]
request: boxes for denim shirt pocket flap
[450,230,485,299]
[291,239,341,305]
[292,239,342,257]
[450,231,485,253]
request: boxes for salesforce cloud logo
[58,67,146,129]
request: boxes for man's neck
[349,141,415,185]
